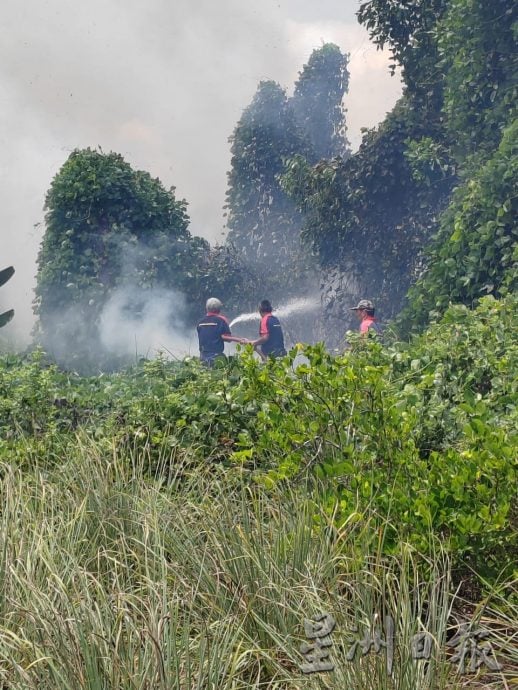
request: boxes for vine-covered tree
[35,148,205,370]
[397,0,518,332]
[225,81,314,294]
[282,97,454,342]
[193,244,261,315]
[358,0,448,107]
[290,43,350,162]
[438,0,517,161]
[400,119,517,333]
[357,0,451,201]
[279,0,516,341]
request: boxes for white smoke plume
[99,286,197,361]
[1,0,401,347]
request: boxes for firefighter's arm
[251,334,269,347]
[222,334,248,344]
[251,334,268,361]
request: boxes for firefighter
[251,299,287,361]
[349,299,381,335]
[196,297,246,366]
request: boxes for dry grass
[0,436,514,689]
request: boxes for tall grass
[0,436,514,688]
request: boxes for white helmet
[206,297,223,311]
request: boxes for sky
[0,0,401,343]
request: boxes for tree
[34,148,200,370]
[399,118,518,334]
[358,0,448,106]
[438,0,517,161]
[225,81,314,295]
[278,0,517,341]
[291,43,350,162]
[397,0,518,332]
[192,244,261,315]
[281,97,454,344]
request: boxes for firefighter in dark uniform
[196,297,245,366]
[252,299,287,361]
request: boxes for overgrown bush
[0,296,516,575]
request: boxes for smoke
[36,285,197,372]
[32,232,201,369]
[99,286,196,361]
[0,0,401,347]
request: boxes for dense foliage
[279,26,454,337]
[291,43,350,162]
[3,295,516,577]
[224,81,312,296]
[399,0,518,330]
[34,148,207,371]
[277,0,517,337]
[192,243,262,315]
[281,99,453,340]
[439,0,517,159]
[225,45,350,310]
[400,119,518,332]
[358,0,448,108]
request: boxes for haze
[0,0,401,343]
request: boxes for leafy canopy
[35,148,204,370]
[225,81,311,293]
[291,43,350,162]
[400,118,518,333]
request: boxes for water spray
[229,296,320,328]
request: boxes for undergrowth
[0,450,515,689]
[0,295,516,687]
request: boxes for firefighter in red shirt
[350,299,381,335]
[251,299,287,361]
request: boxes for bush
[0,296,516,575]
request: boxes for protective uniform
[197,311,231,365]
[259,313,286,358]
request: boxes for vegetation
[357,0,448,106]
[225,44,350,308]
[2,1,516,687]
[277,0,517,339]
[399,0,518,332]
[1,454,515,689]
[438,0,517,160]
[0,294,516,686]
[291,43,350,163]
[281,98,453,339]
[2,296,516,574]
[224,81,311,296]
[34,149,208,371]
[400,119,518,332]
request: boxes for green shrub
[0,296,516,574]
